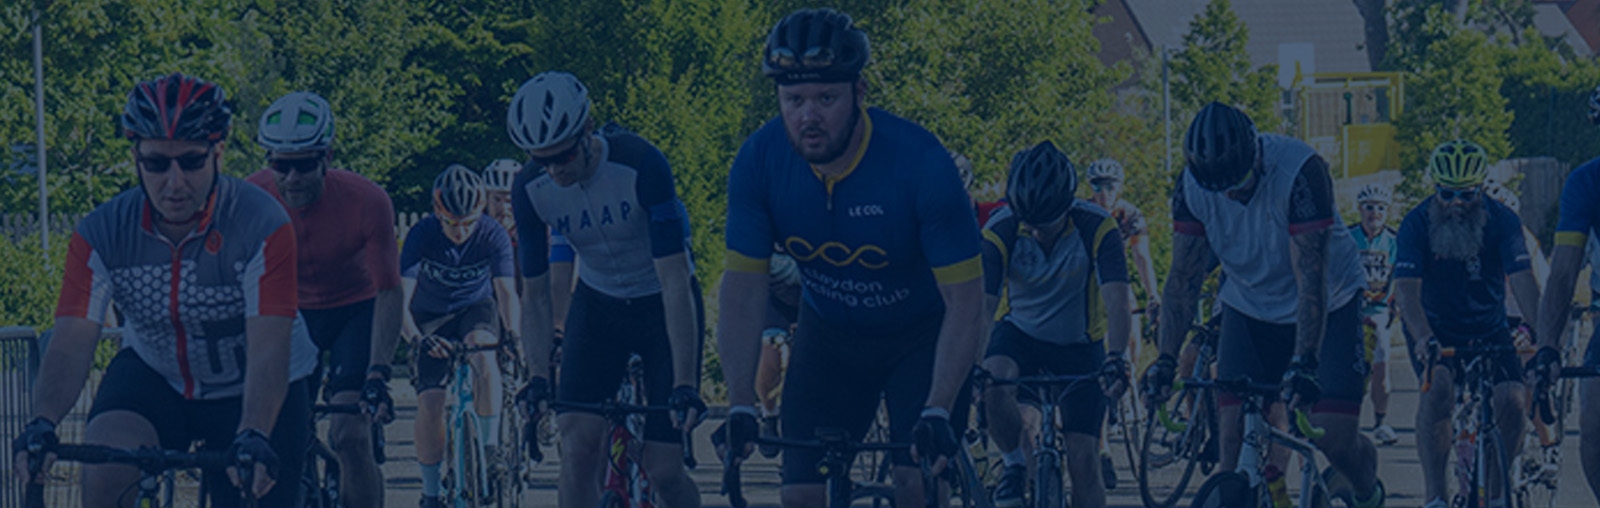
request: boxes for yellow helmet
[1428,140,1489,188]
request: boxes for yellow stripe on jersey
[810,106,875,196]
[933,255,982,285]
[982,228,1008,272]
[1092,216,1117,254]
[1556,231,1590,247]
[725,250,770,274]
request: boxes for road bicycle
[1138,317,1221,508]
[301,403,387,508]
[1188,377,1340,508]
[24,443,256,508]
[977,371,1111,508]
[1422,343,1533,508]
[430,339,513,508]
[1516,364,1600,508]
[549,354,699,508]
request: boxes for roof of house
[1533,3,1592,57]
[1123,0,1373,75]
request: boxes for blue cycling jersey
[1394,197,1531,342]
[724,107,982,334]
[400,214,516,315]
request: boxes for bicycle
[302,403,388,508]
[1138,317,1221,508]
[977,370,1113,508]
[1421,343,1533,508]
[721,428,907,508]
[548,354,699,508]
[23,443,254,508]
[1188,377,1337,508]
[1516,364,1600,508]
[429,339,513,508]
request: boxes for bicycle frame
[1236,403,1329,508]
[447,344,501,507]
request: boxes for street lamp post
[32,6,49,260]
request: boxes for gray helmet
[433,164,485,220]
[762,8,870,84]
[482,158,522,192]
[257,91,335,152]
[508,72,591,151]
[1184,102,1259,192]
[1085,158,1125,183]
[1005,141,1077,226]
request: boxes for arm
[1130,233,1161,310]
[653,254,701,388]
[30,317,103,424]
[493,277,520,345]
[1396,278,1435,348]
[550,261,576,331]
[980,294,1000,355]
[366,188,404,374]
[717,270,770,406]
[926,278,985,410]
[520,274,557,380]
[367,288,402,374]
[1158,232,1216,358]
[400,278,420,342]
[1103,281,1133,356]
[1289,228,1331,360]
[1537,245,1586,350]
[1509,270,1541,339]
[239,315,292,435]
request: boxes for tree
[1393,28,1512,203]
[1168,0,1279,132]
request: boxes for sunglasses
[1436,185,1480,202]
[767,46,837,71]
[528,139,583,167]
[268,154,326,174]
[137,145,213,174]
[441,214,479,228]
[1361,203,1387,213]
[1090,180,1118,192]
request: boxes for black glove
[723,408,760,461]
[911,408,960,466]
[361,374,393,423]
[12,417,58,464]
[228,429,279,481]
[1101,351,1131,391]
[1281,357,1322,408]
[1142,353,1178,403]
[517,377,552,416]
[667,385,708,429]
[1526,346,1562,387]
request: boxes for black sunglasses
[528,139,583,167]
[268,156,325,175]
[137,145,213,174]
[1436,185,1480,202]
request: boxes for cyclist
[10,72,317,506]
[716,8,984,508]
[1533,83,1600,505]
[505,71,705,508]
[979,142,1132,508]
[1395,140,1540,508]
[956,151,1006,228]
[245,90,401,508]
[1349,183,1400,447]
[483,158,523,241]
[401,165,518,508]
[1142,102,1383,507]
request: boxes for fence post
[1,326,39,508]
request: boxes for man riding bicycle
[1350,183,1400,447]
[979,142,1132,508]
[246,90,402,508]
[1142,102,1383,508]
[11,73,318,507]
[1397,139,1541,508]
[401,165,519,508]
[1533,83,1600,505]
[505,71,706,508]
[716,8,985,508]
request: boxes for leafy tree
[1168,0,1279,132]
[1393,28,1511,205]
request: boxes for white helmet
[508,72,591,151]
[1085,158,1124,183]
[482,159,521,192]
[1485,184,1520,212]
[257,91,335,152]
[433,164,485,220]
[950,151,975,191]
[1356,184,1392,204]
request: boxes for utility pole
[1163,45,1172,176]
[32,5,50,259]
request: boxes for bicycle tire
[1113,390,1143,494]
[949,443,997,508]
[499,404,526,508]
[599,489,627,508]
[1189,471,1254,508]
[1034,452,1063,508]
[1139,387,1209,508]
[849,483,897,508]
[1483,429,1522,508]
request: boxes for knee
[329,416,371,454]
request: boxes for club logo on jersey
[552,200,634,235]
[785,237,889,269]
[847,204,885,218]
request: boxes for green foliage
[0,232,68,330]
[1393,29,1511,204]
[1168,0,1280,132]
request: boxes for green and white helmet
[1428,139,1489,188]
[257,91,335,152]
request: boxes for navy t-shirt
[1394,197,1532,342]
[401,214,516,315]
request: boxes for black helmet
[121,72,232,142]
[762,8,870,85]
[1183,102,1259,192]
[1006,141,1077,226]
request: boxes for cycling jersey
[725,107,982,334]
[1394,196,1531,343]
[1173,134,1365,324]
[245,168,402,309]
[512,127,690,299]
[399,214,515,315]
[981,203,1128,345]
[1349,223,1398,316]
[56,177,319,400]
[974,200,1005,229]
[1555,157,1600,249]
[1105,198,1148,241]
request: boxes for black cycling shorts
[1216,296,1367,415]
[1404,325,1523,385]
[301,298,374,400]
[88,349,310,508]
[557,281,704,444]
[411,298,500,391]
[780,304,943,485]
[984,321,1106,437]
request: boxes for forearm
[1396,279,1435,343]
[1509,271,1541,341]
[551,262,575,330]
[519,276,555,378]
[1104,282,1132,356]
[717,271,769,407]
[926,279,983,411]
[1537,247,1585,350]
[1133,242,1160,305]
[1290,230,1330,359]
[368,287,402,371]
[399,278,420,340]
[1159,234,1213,358]
[660,277,701,388]
[31,318,102,423]
[980,294,1000,356]
[494,278,521,341]
[241,316,292,435]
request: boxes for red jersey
[247,168,402,309]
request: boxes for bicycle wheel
[949,443,997,508]
[1034,452,1063,508]
[599,490,627,508]
[1189,471,1254,508]
[1483,429,1522,508]
[1139,387,1210,508]
[1114,390,1143,493]
[849,483,897,508]
[498,404,526,508]
[459,415,486,508]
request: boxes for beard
[1427,198,1487,262]
[787,96,861,165]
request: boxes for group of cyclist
[11,5,1600,508]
